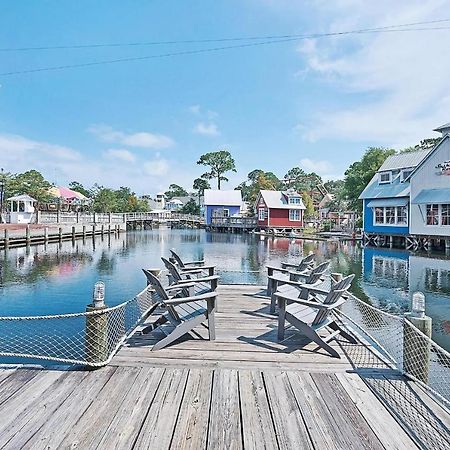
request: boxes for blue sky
[1,0,449,195]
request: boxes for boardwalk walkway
[0,285,448,449]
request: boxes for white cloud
[88,124,174,149]
[293,0,450,147]
[193,122,220,136]
[103,148,136,163]
[299,158,333,174]
[189,105,201,114]
[143,158,170,176]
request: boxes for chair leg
[328,321,358,344]
[207,298,216,341]
[287,314,340,358]
[270,292,277,314]
[278,296,286,341]
[141,315,168,334]
[152,314,206,351]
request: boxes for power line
[1,25,450,77]
[1,18,449,52]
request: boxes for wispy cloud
[103,148,136,163]
[294,0,450,147]
[299,158,332,174]
[143,158,169,176]
[193,122,220,136]
[88,124,174,149]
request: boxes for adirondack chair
[275,274,357,358]
[141,269,217,350]
[161,257,219,295]
[268,261,330,314]
[169,249,215,276]
[266,253,315,296]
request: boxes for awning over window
[411,189,450,204]
[366,198,409,208]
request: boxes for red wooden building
[255,190,306,229]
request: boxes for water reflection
[0,229,448,350]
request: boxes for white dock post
[85,281,109,367]
[4,229,9,247]
[404,292,432,383]
[44,227,48,243]
[26,225,31,244]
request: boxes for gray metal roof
[204,189,242,206]
[433,122,450,132]
[359,173,411,200]
[378,149,430,172]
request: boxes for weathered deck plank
[0,284,447,450]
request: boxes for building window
[385,207,396,224]
[372,205,408,226]
[379,172,391,184]
[426,204,439,225]
[288,197,301,205]
[442,204,450,226]
[396,206,407,225]
[258,208,266,221]
[289,209,301,221]
[375,207,384,224]
[401,169,412,181]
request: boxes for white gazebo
[7,194,37,224]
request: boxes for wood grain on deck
[0,285,448,449]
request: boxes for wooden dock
[0,285,448,449]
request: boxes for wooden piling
[44,227,48,243]
[26,225,31,244]
[4,229,9,247]
[72,226,76,240]
[58,227,63,241]
[404,313,432,384]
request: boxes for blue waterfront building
[203,189,243,226]
[359,149,430,238]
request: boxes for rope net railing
[0,285,153,367]
[337,292,450,408]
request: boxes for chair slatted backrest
[298,253,315,272]
[169,250,185,269]
[312,274,354,326]
[142,269,170,301]
[305,261,330,285]
[161,257,183,283]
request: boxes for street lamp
[0,168,5,224]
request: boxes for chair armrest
[183,260,205,266]
[166,282,196,291]
[179,267,204,274]
[266,265,289,275]
[280,262,299,269]
[176,275,219,284]
[163,291,217,306]
[274,293,334,310]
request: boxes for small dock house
[7,194,37,224]
[203,189,242,225]
[256,189,306,230]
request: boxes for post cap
[412,291,426,318]
[93,281,105,308]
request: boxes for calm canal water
[0,229,449,351]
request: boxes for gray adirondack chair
[141,269,217,350]
[275,274,357,358]
[268,261,330,314]
[161,257,219,295]
[169,249,215,276]
[266,253,315,296]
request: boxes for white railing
[37,211,203,225]
[0,286,153,367]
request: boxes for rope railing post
[404,291,432,384]
[85,281,108,368]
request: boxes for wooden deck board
[0,284,448,449]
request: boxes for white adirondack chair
[268,261,330,314]
[141,269,217,351]
[169,249,215,276]
[275,274,357,358]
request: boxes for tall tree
[68,181,90,198]
[165,184,188,200]
[193,178,210,208]
[343,147,396,212]
[8,170,53,205]
[180,199,200,215]
[197,150,236,189]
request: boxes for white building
[410,126,450,238]
[7,194,36,224]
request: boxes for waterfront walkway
[0,285,448,449]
